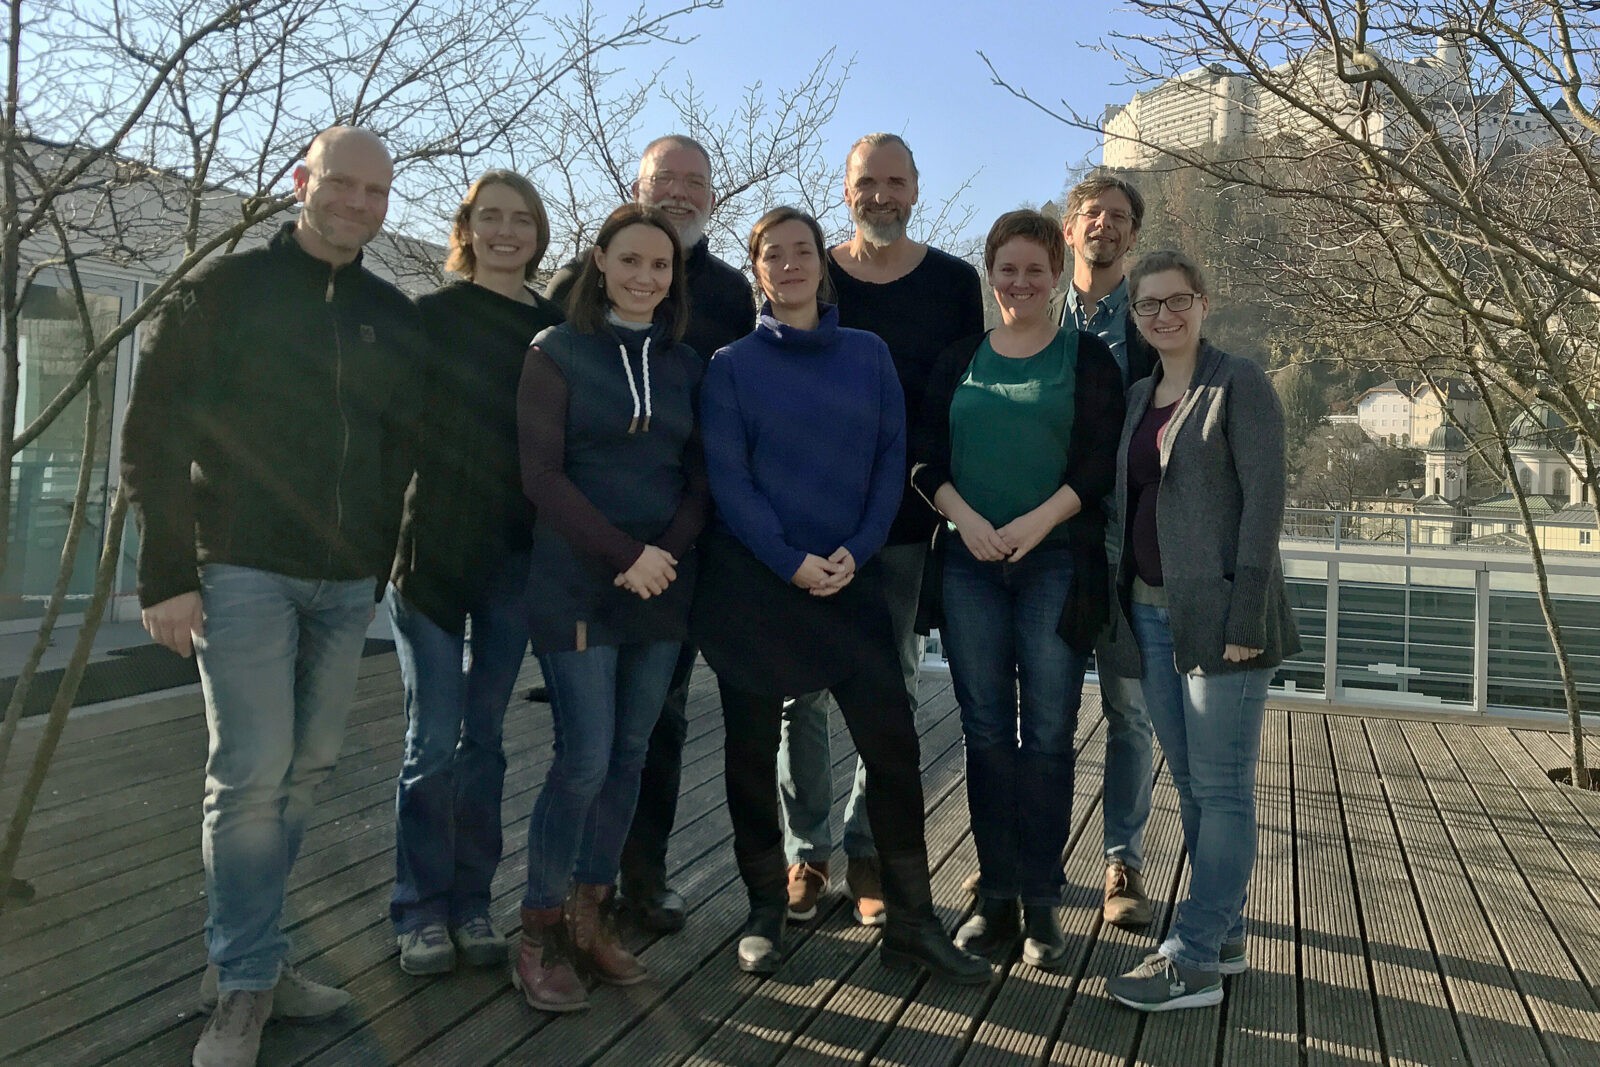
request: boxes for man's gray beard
[673,214,707,249]
[856,214,907,248]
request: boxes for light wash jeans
[387,551,530,933]
[777,542,925,864]
[1097,667,1153,870]
[195,564,374,991]
[523,640,679,909]
[1131,600,1271,974]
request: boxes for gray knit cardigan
[1101,341,1301,677]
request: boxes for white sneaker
[192,988,273,1067]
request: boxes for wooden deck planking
[3,658,1600,1066]
[1219,707,1298,1067]
[1399,723,1600,1067]
[1362,718,1547,1064]
[1289,712,1385,1066]
[1324,716,1468,1067]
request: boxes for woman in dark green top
[911,210,1123,969]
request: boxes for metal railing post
[1473,565,1491,715]
[1325,560,1340,703]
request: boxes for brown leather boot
[567,884,647,986]
[512,906,587,1013]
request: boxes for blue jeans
[1098,667,1152,870]
[523,640,679,909]
[387,552,530,933]
[776,542,925,863]
[1131,601,1271,973]
[941,541,1086,905]
[195,564,374,992]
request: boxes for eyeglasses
[1076,208,1133,226]
[1131,292,1200,317]
[642,172,709,194]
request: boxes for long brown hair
[566,203,689,342]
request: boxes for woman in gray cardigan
[1102,249,1299,1013]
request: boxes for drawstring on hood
[618,335,653,433]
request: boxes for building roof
[1425,422,1469,452]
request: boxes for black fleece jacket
[122,223,427,607]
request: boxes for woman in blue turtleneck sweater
[694,206,988,986]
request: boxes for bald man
[122,126,426,1067]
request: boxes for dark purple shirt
[1128,399,1179,586]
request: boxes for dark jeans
[718,648,926,904]
[618,639,698,892]
[387,553,531,933]
[941,540,1086,905]
[522,640,679,910]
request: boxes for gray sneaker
[451,916,508,968]
[1219,938,1248,975]
[192,988,273,1067]
[198,963,350,1022]
[1106,951,1223,1012]
[397,922,456,975]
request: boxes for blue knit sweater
[700,303,907,582]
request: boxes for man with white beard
[543,134,755,933]
[776,133,984,930]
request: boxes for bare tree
[984,0,1599,785]
[0,0,729,908]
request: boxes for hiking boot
[452,916,508,968]
[618,875,687,934]
[1107,951,1223,1012]
[786,861,829,922]
[846,854,886,926]
[397,921,456,975]
[1103,861,1153,928]
[512,906,587,1013]
[567,883,647,986]
[199,963,350,1022]
[1219,938,1249,975]
[1021,904,1068,970]
[192,988,273,1067]
[954,895,1020,959]
[737,903,786,974]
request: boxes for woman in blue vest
[513,203,708,1012]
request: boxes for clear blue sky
[628,0,1148,242]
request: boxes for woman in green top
[911,210,1124,969]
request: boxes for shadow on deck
[2,655,1599,1066]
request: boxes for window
[1582,531,1592,546]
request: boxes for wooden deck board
[4,663,1600,1066]
[1324,716,1468,1067]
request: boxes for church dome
[1426,423,1468,451]
[1507,404,1576,452]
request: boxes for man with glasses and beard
[543,134,756,934]
[1047,172,1158,932]
[776,133,984,931]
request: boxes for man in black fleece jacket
[543,134,756,933]
[121,126,425,1067]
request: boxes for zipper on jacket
[327,268,351,571]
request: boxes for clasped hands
[790,546,856,597]
[614,545,677,599]
[954,509,1054,564]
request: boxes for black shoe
[618,881,686,934]
[881,919,992,985]
[737,904,785,974]
[526,684,550,703]
[954,895,1021,960]
[1021,904,1068,969]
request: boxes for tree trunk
[0,488,128,914]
